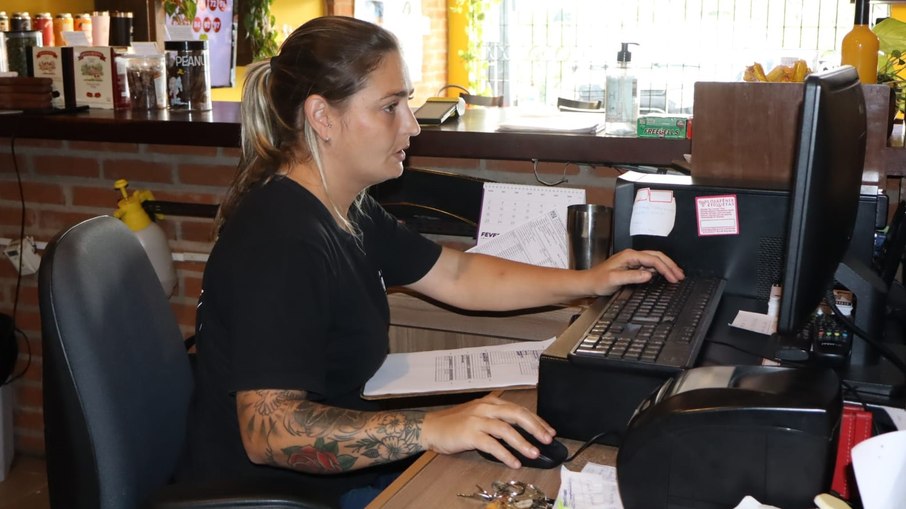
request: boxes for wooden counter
[0,104,691,165]
[366,389,617,508]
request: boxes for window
[481,0,890,112]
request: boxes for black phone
[414,99,460,125]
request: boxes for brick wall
[0,139,235,455]
[0,134,620,457]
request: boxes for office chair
[38,216,332,509]
[556,97,602,111]
[436,84,504,107]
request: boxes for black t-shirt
[183,177,441,500]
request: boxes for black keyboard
[567,274,725,374]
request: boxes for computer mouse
[477,425,569,469]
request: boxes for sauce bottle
[841,0,879,84]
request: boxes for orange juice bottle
[841,0,879,84]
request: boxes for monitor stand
[835,256,906,405]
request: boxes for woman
[183,15,684,508]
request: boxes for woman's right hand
[420,394,556,468]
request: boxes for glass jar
[4,30,41,77]
[123,54,167,110]
[53,13,73,47]
[10,12,31,32]
[165,40,212,111]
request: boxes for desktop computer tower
[537,176,883,442]
[610,176,881,301]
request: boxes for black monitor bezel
[777,66,867,335]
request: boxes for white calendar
[476,183,586,245]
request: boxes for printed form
[469,183,586,268]
[362,338,555,398]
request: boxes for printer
[616,365,842,509]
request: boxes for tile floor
[0,456,49,509]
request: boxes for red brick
[13,405,43,430]
[106,159,174,184]
[17,358,42,384]
[15,382,44,409]
[14,431,45,456]
[171,301,197,330]
[15,138,65,150]
[72,184,122,208]
[37,210,97,236]
[17,285,39,308]
[11,309,41,336]
[181,220,217,243]
[33,155,102,178]
[146,144,220,157]
[182,273,204,300]
[0,181,65,205]
[152,189,224,205]
[178,164,236,187]
[222,147,242,159]
[0,205,38,227]
[69,140,140,153]
[14,333,42,359]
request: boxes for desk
[366,389,617,508]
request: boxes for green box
[637,114,690,139]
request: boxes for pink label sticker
[695,194,739,236]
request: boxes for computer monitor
[777,66,867,336]
[775,66,906,400]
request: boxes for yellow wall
[894,5,906,21]
[212,0,325,101]
[1,0,93,13]
[446,0,467,94]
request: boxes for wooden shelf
[0,104,691,166]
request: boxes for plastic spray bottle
[605,42,640,137]
[113,179,177,296]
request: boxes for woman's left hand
[584,249,684,296]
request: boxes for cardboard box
[27,46,75,110]
[691,82,893,185]
[71,46,129,109]
[637,114,691,139]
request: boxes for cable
[3,115,33,385]
[564,430,622,463]
[2,327,31,386]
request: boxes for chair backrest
[557,97,602,111]
[39,215,193,509]
[459,92,504,107]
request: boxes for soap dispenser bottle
[113,179,177,296]
[605,42,640,137]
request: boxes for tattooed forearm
[236,389,425,474]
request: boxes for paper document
[468,209,570,268]
[554,463,624,509]
[477,183,586,245]
[497,112,605,133]
[363,338,555,398]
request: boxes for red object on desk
[831,404,874,500]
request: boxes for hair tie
[269,54,279,72]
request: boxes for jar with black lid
[164,40,211,111]
[10,12,31,31]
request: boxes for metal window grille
[480,0,889,112]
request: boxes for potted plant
[874,17,906,117]
[239,0,279,61]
